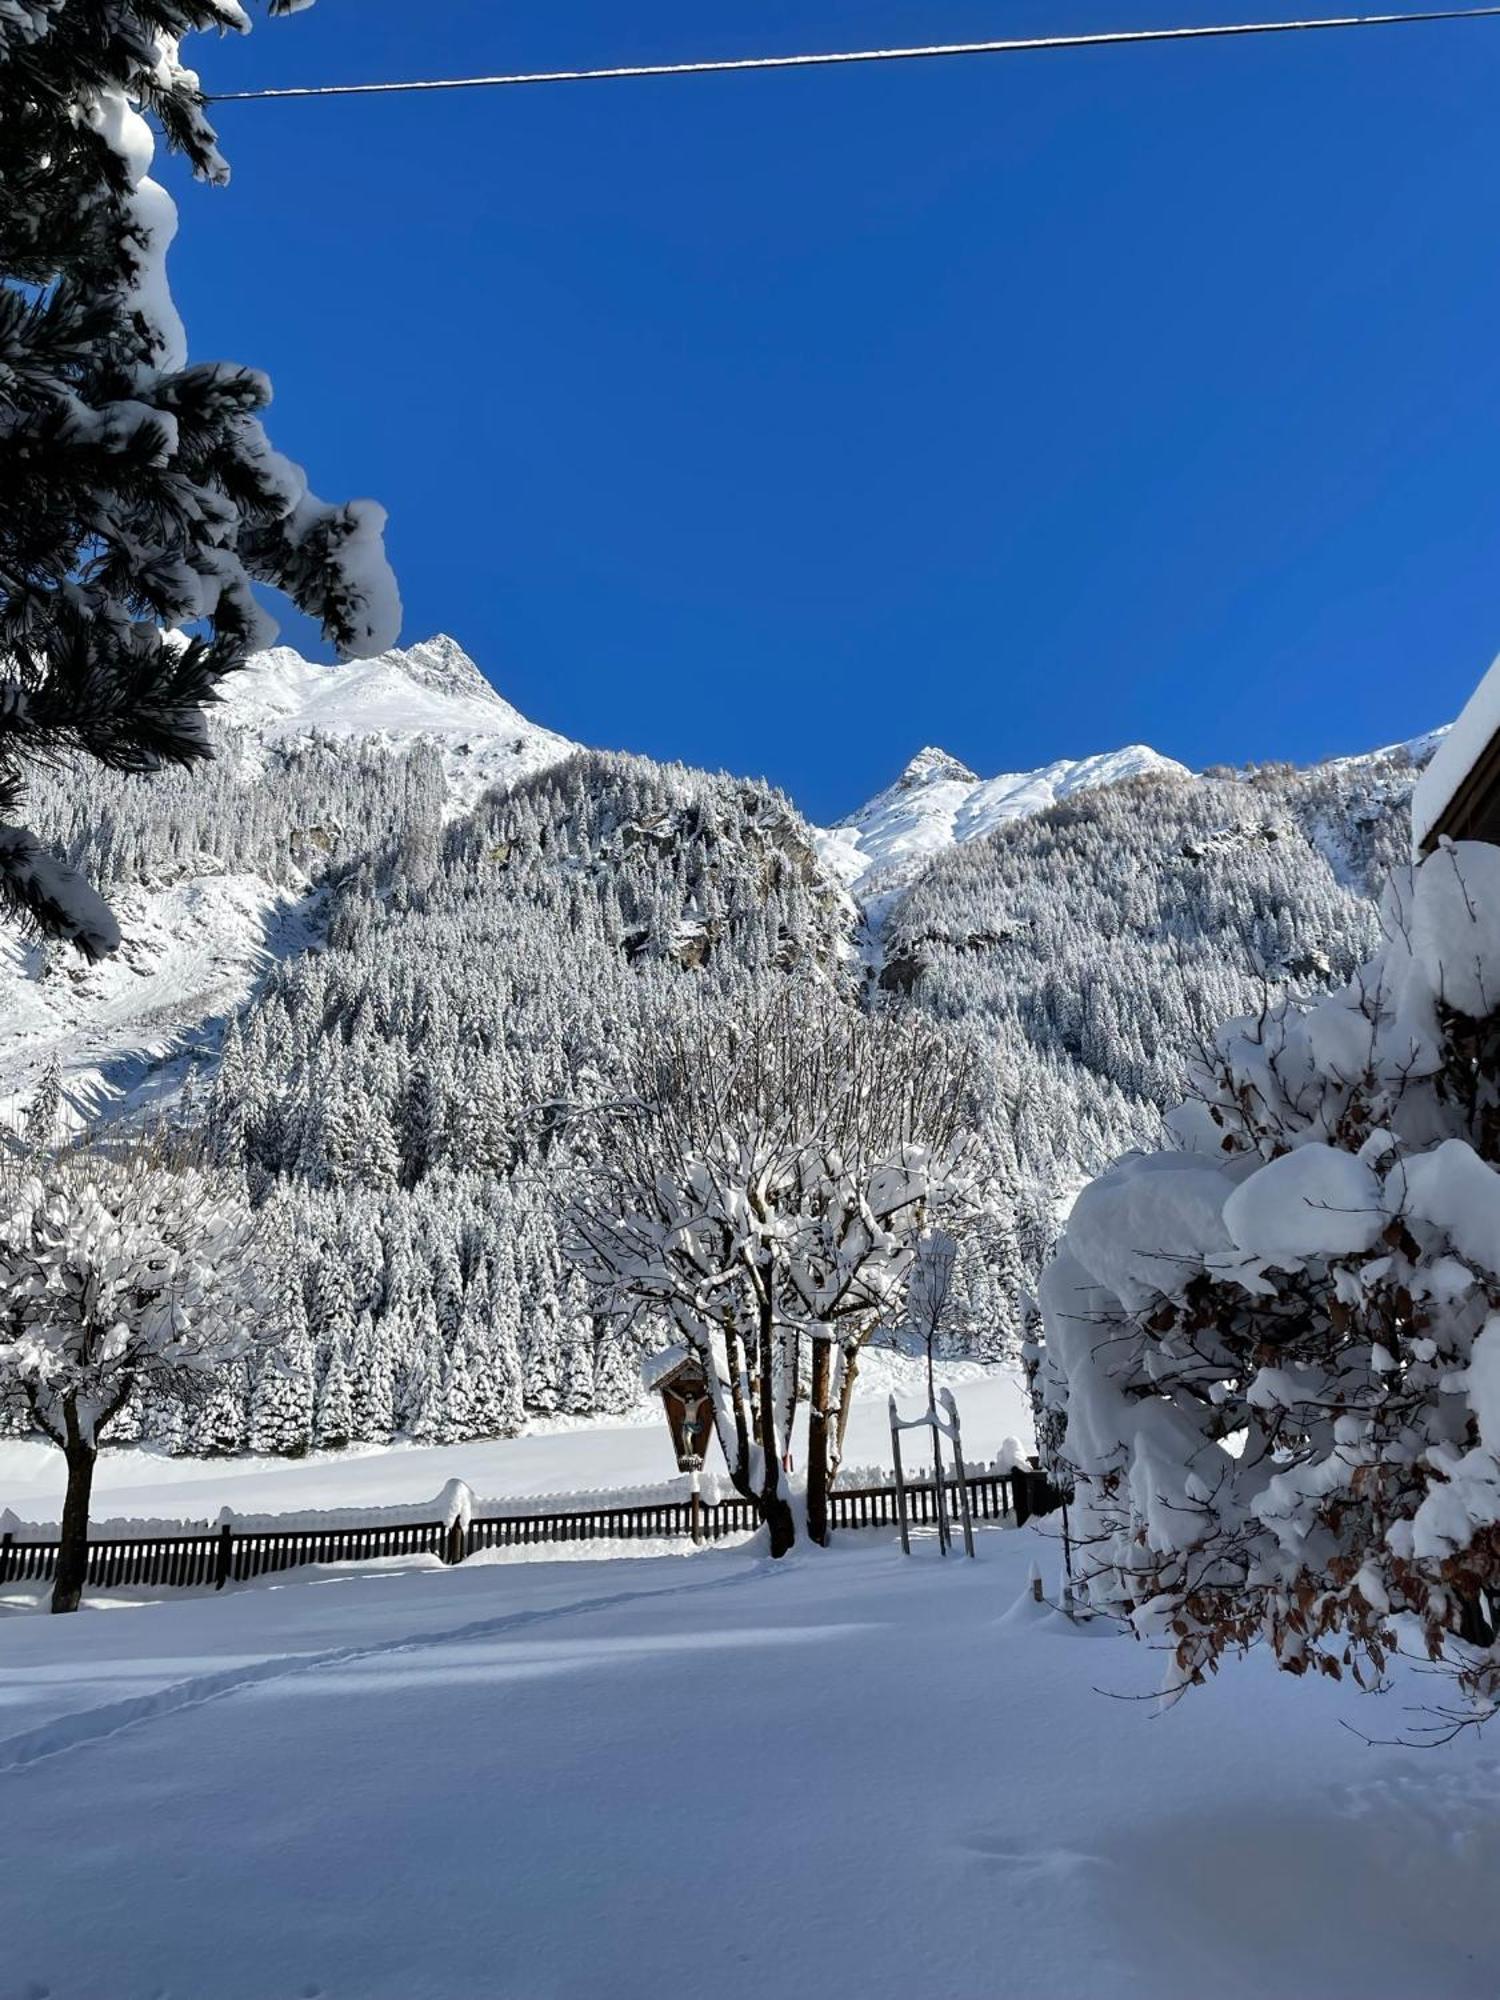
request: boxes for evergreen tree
[247,1296,314,1457]
[524,1291,563,1416]
[0,2,399,957]
[313,1337,354,1451]
[186,1362,249,1457]
[558,1272,598,1416]
[348,1310,396,1442]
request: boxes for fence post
[889,1396,911,1557]
[445,1517,466,1567]
[942,1392,975,1559]
[0,1530,11,1587]
[214,1521,234,1591]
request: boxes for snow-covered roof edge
[1412,653,1500,854]
[640,1345,693,1392]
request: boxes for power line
[211,6,1500,103]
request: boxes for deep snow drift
[2,1521,1496,2000]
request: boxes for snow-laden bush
[1040,839,1500,1715]
[0,1131,269,1609]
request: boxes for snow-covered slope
[817,741,1191,903]
[0,633,1450,1132]
[217,633,575,815]
[0,636,577,1122]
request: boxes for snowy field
[0,1354,1028,1525]
[5,1359,1495,1999]
[3,1520,1498,1999]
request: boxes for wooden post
[931,1421,952,1557]
[445,1517,466,1567]
[0,1531,11,1587]
[889,1395,911,1556]
[690,1466,703,1546]
[214,1521,234,1591]
[943,1393,976,1559]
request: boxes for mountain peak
[387,634,502,707]
[817,740,1191,901]
[894,747,980,791]
[211,634,577,815]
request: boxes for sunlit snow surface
[3,1505,1497,1998]
[215,634,575,817]
[815,741,1192,902]
[0,1354,1029,1526]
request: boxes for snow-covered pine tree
[434,1338,479,1445]
[348,1309,396,1443]
[247,1278,314,1458]
[186,1361,249,1457]
[313,1335,354,1451]
[0,2,399,958]
[558,1271,598,1416]
[523,1291,563,1417]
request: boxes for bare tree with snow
[571,987,979,1553]
[0,1128,268,1610]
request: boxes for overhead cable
[211,7,1500,103]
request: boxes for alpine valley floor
[2,1505,1499,1998]
[0,1354,1027,1525]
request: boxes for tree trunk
[756,1300,796,1557]
[832,1339,862,1476]
[806,1340,833,1548]
[52,1435,97,1614]
[724,1326,753,1496]
[704,1326,757,1506]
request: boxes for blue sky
[169,1,1500,821]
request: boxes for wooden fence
[0,1469,1017,1594]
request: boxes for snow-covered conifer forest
[0,633,1437,1459]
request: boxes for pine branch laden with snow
[0,1125,268,1609]
[570,985,981,1553]
[0,2,400,960]
[1039,838,1500,1718]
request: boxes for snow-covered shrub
[1042,840,1500,1714]
[0,1131,268,1609]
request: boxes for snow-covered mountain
[1,635,575,1121]
[815,741,1190,903]
[0,632,1445,1146]
[0,632,1450,1452]
[215,634,576,814]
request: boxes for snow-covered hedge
[1040,840,1500,1714]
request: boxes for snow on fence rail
[0,1468,1022,1593]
